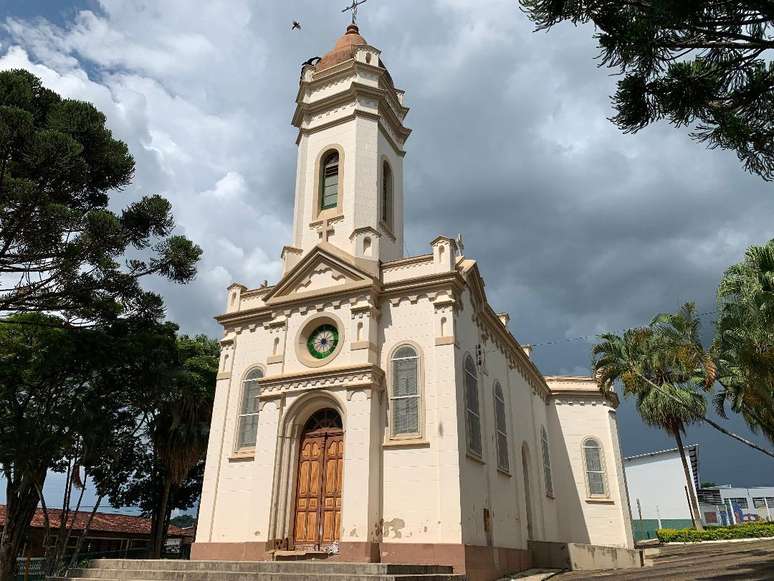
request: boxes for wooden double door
[293,409,343,550]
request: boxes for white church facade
[193,24,634,580]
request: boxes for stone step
[85,560,454,575]
[56,575,464,581]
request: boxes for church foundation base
[190,542,269,561]
[334,542,381,562]
[191,541,529,580]
[379,543,530,580]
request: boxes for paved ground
[554,539,774,580]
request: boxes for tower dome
[316,24,368,71]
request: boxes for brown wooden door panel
[294,437,324,546]
[292,420,343,549]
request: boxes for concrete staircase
[52,559,466,581]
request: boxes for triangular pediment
[265,243,379,305]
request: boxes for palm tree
[636,384,706,530]
[593,305,709,530]
[714,240,774,441]
[148,335,219,558]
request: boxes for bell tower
[284,25,411,273]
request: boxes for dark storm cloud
[2,0,773,487]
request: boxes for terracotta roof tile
[316,24,368,71]
[0,506,185,537]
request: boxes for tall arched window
[390,346,421,436]
[583,437,607,497]
[494,382,509,472]
[381,161,393,227]
[320,150,340,210]
[541,427,554,497]
[236,368,262,449]
[464,356,482,457]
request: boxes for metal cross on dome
[342,0,368,25]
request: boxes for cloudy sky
[2,0,773,506]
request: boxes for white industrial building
[624,445,774,536]
[623,446,699,535]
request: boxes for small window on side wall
[464,356,482,457]
[381,161,393,227]
[320,150,340,211]
[541,427,554,497]
[583,437,607,497]
[236,368,262,449]
[391,346,421,436]
[494,383,509,472]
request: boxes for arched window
[381,161,393,227]
[583,438,607,497]
[494,383,509,472]
[391,346,420,436]
[541,427,554,497]
[320,151,340,210]
[236,368,262,449]
[464,356,482,457]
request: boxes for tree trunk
[68,495,104,569]
[150,480,172,559]
[0,470,47,581]
[674,430,704,531]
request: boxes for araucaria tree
[0,69,201,321]
[0,69,202,581]
[714,239,774,439]
[519,0,774,180]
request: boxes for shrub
[657,521,774,543]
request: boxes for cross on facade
[342,0,368,25]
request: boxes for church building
[193,23,635,580]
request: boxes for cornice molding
[258,363,385,396]
[293,81,411,143]
[214,268,459,327]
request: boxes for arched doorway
[522,444,534,540]
[293,408,344,551]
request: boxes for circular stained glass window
[307,324,339,359]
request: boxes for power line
[528,310,717,349]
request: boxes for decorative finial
[342,0,368,25]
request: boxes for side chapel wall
[453,288,562,551]
[546,383,634,549]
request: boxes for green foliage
[169,514,196,529]
[108,334,219,557]
[593,303,715,427]
[657,521,774,542]
[0,312,183,581]
[519,0,774,180]
[713,239,774,441]
[0,69,201,323]
[0,312,178,486]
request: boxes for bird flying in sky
[292,21,301,31]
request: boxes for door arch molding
[266,392,346,550]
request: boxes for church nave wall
[379,293,463,545]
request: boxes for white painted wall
[624,449,695,521]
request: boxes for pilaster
[340,388,382,556]
[252,394,285,544]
